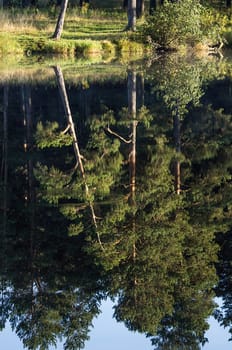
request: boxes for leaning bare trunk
[54,65,104,250]
[53,65,84,174]
[52,0,69,40]
[127,0,136,31]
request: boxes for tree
[52,0,69,40]
[126,0,136,31]
[136,0,145,18]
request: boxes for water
[0,55,232,349]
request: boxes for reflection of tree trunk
[52,0,69,39]
[137,72,144,110]
[2,85,8,253]
[22,85,36,285]
[54,66,85,175]
[128,70,138,291]
[173,112,181,195]
[127,0,136,31]
[128,70,137,204]
[0,86,8,330]
[54,66,104,250]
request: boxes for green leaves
[35,121,72,149]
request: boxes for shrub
[141,0,210,50]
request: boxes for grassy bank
[0,7,145,59]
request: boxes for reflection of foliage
[147,56,232,120]
[84,110,123,200]
[148,57,204,118]
[1,57,232,350]
[35,121,72,149]
[34,164,84,205]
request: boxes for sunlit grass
[0,7,144,58]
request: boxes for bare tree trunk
[127,0,136,31]
[227,0,231,7]
[52,0,69,40]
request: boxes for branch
[105,126,132,144]
[61,124,71,135]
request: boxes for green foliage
[142,0,205,49]
[200,7,228,44]
[35,121,72,149]
[141,0,225,49]
[34,164,84,205]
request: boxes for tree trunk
[136,0,144,18]
[227,0,231,8]
[149,0,158,14]
[127,0,136,31]
[52,0,69,40]
[123,0,128,8]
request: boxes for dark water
[0,55,232,350]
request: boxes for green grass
[0,7,145,59]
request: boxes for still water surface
[0,55,232,349]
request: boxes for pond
[0,54,232,350]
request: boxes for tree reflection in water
[0,56,232,349]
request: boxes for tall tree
[136,0,144,18]
[126,0,136,31]
[52,0,68,40]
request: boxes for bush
[141,0,215,50]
